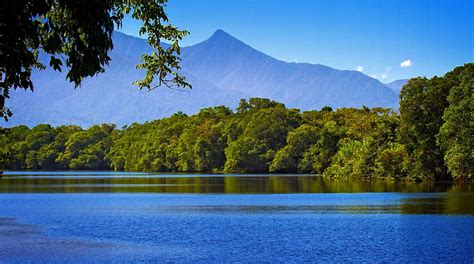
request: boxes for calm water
[0,172,473,263]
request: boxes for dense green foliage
[1,64,472,181]
[0,124,116,170]
[437,65,474,179]
[1,0,189,121]
[399,64,473,181]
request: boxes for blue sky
[119,0,473,82]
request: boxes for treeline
[1,64,472,181]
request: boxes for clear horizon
[119,0,473,83]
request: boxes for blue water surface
[0,173,473,263]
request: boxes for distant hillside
[385,79,408,95]
[5,30,399,127]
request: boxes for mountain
[385,79,408,95]
[5,30,399,127]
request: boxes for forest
[0,64,472,182]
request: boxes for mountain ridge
[5,30,400,127]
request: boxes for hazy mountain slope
[181,30,398,109]
[7,34,247,127]
[5,30,399,127]
[385,79,408,95]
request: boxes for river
[0,171,473,262]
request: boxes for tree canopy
[437,64,474,179]
[399,64,473,181]
[0,0,190,121]
[0,64,471,181]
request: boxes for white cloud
[356,66,364,72]
[400,59,413,67]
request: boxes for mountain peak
[9,28,399,127]
[207,29,241,44]
[212,29,231,37]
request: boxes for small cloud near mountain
[400,59,413,67]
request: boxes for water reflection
[1,172,474,215]
[1,172,471,194]
[401,193,474,215]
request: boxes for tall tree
[0,0,190,121]
[399,77,450,180]
[437,64,474,180]
[399,65,470,180]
